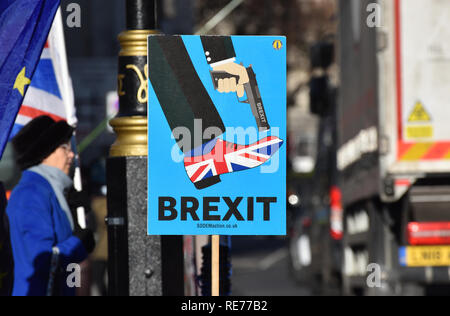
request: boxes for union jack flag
[184,136,283,185]
[10,9,76,139]
[0,0,61,159]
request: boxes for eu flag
[0,0,60,159]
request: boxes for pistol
[210,65,270,131]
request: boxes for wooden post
[211,235,220,296]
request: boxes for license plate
[399,246,450,267]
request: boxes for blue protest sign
[147,35,286,235]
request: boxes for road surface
[231,236,312,296]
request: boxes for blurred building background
[0,0,339,296]
[60,0,339,296]
[58,0,336,183]
[3,0,450,297]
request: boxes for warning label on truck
[406,125,433,139]
[400,1,450,144]
[408,102,431,123]
[395,0,450,165]
[406,102,433,139]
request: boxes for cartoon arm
[201,36,249,98]
[201,36,270,131]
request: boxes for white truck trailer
[337,0,450,295]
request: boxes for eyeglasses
[59,143,72,153]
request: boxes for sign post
[212,235,220,296]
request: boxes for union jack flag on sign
[184,136,283,186]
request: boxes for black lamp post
[106,0,184,296]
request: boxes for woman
[7,116,94,296]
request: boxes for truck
[336,0,450,295]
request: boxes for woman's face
[42,141,75,175]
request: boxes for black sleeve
[200,36,236,65]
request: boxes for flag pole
[50,7,85,228]
[71,136,86,229]
[50,8,77,126]
[212,235,220,296]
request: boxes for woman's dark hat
[12,116,74,170]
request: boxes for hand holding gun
[210,62,270,131]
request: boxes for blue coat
[6,171,87,296]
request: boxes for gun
[210,65,270,131]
